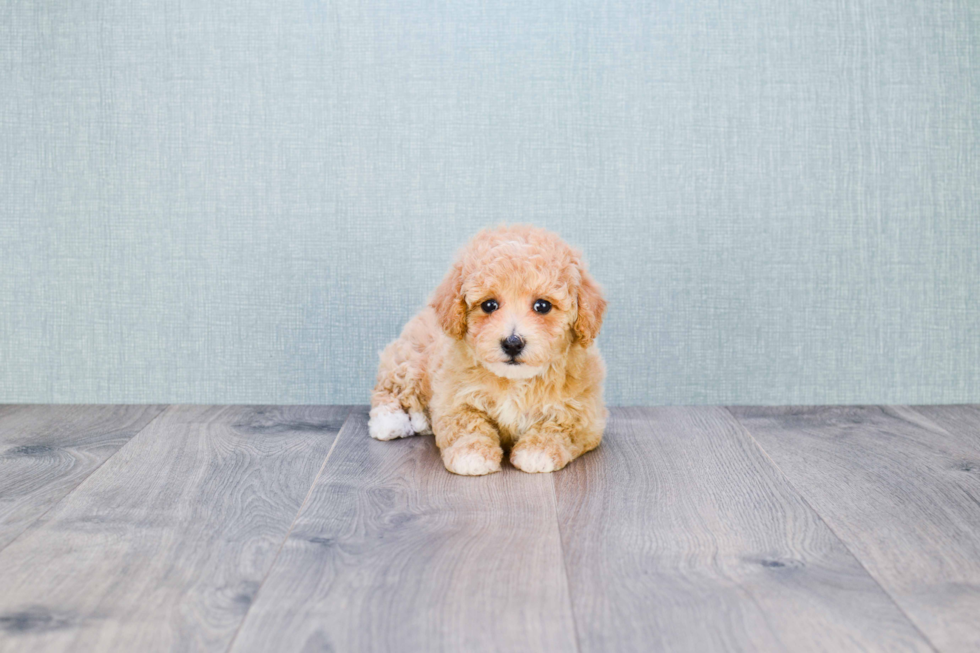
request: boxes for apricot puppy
[369,225,608,475]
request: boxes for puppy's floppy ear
[430,261,468,339]
[573,266,607,347]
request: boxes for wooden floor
[0,405,978,652]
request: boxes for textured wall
[1,0,978,405]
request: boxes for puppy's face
[431,226,606,380]
[464,279,574,379]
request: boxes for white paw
[511,446,560,473]
[447,450,501,475]
[443,438,502,476]
[368,406,414,441]
[409,411,432,435]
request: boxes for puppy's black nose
[501,334,525,357]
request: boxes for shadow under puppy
[369,225,608,475]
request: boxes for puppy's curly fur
[369,225,608,475]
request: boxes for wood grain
[731,405,980,652]
[0,405,350,653]
[0,404,165,550]
[229,407,577,653]
[909,405,980,445]
[555,406,931,653]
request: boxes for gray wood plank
[0,404,166,550]
[555,406,932,653]
[0,405,350,653]
[909,405,980,445]
[730,405,980,652]
[229,407,577,653]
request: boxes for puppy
[369,225,608,475]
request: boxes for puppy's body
[370,226,607,475]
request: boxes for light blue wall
[1,0,978,405]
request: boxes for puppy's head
[430,225,606,379]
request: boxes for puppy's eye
[481,299,499,313]
[533,299,552,314]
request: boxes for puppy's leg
[369,333,431,441]
[510,423,577,473]
[433,407,503,476]
[512,388,606,473]
[368,402,414,441]
[511,416,604,474]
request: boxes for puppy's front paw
[368,405,415,441]
[442,436,503,476]
[510,440,573,474]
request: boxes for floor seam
[551,468,583,653]
[222,404,356,653]
[724,406,942,653]
[0,403,171,556]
